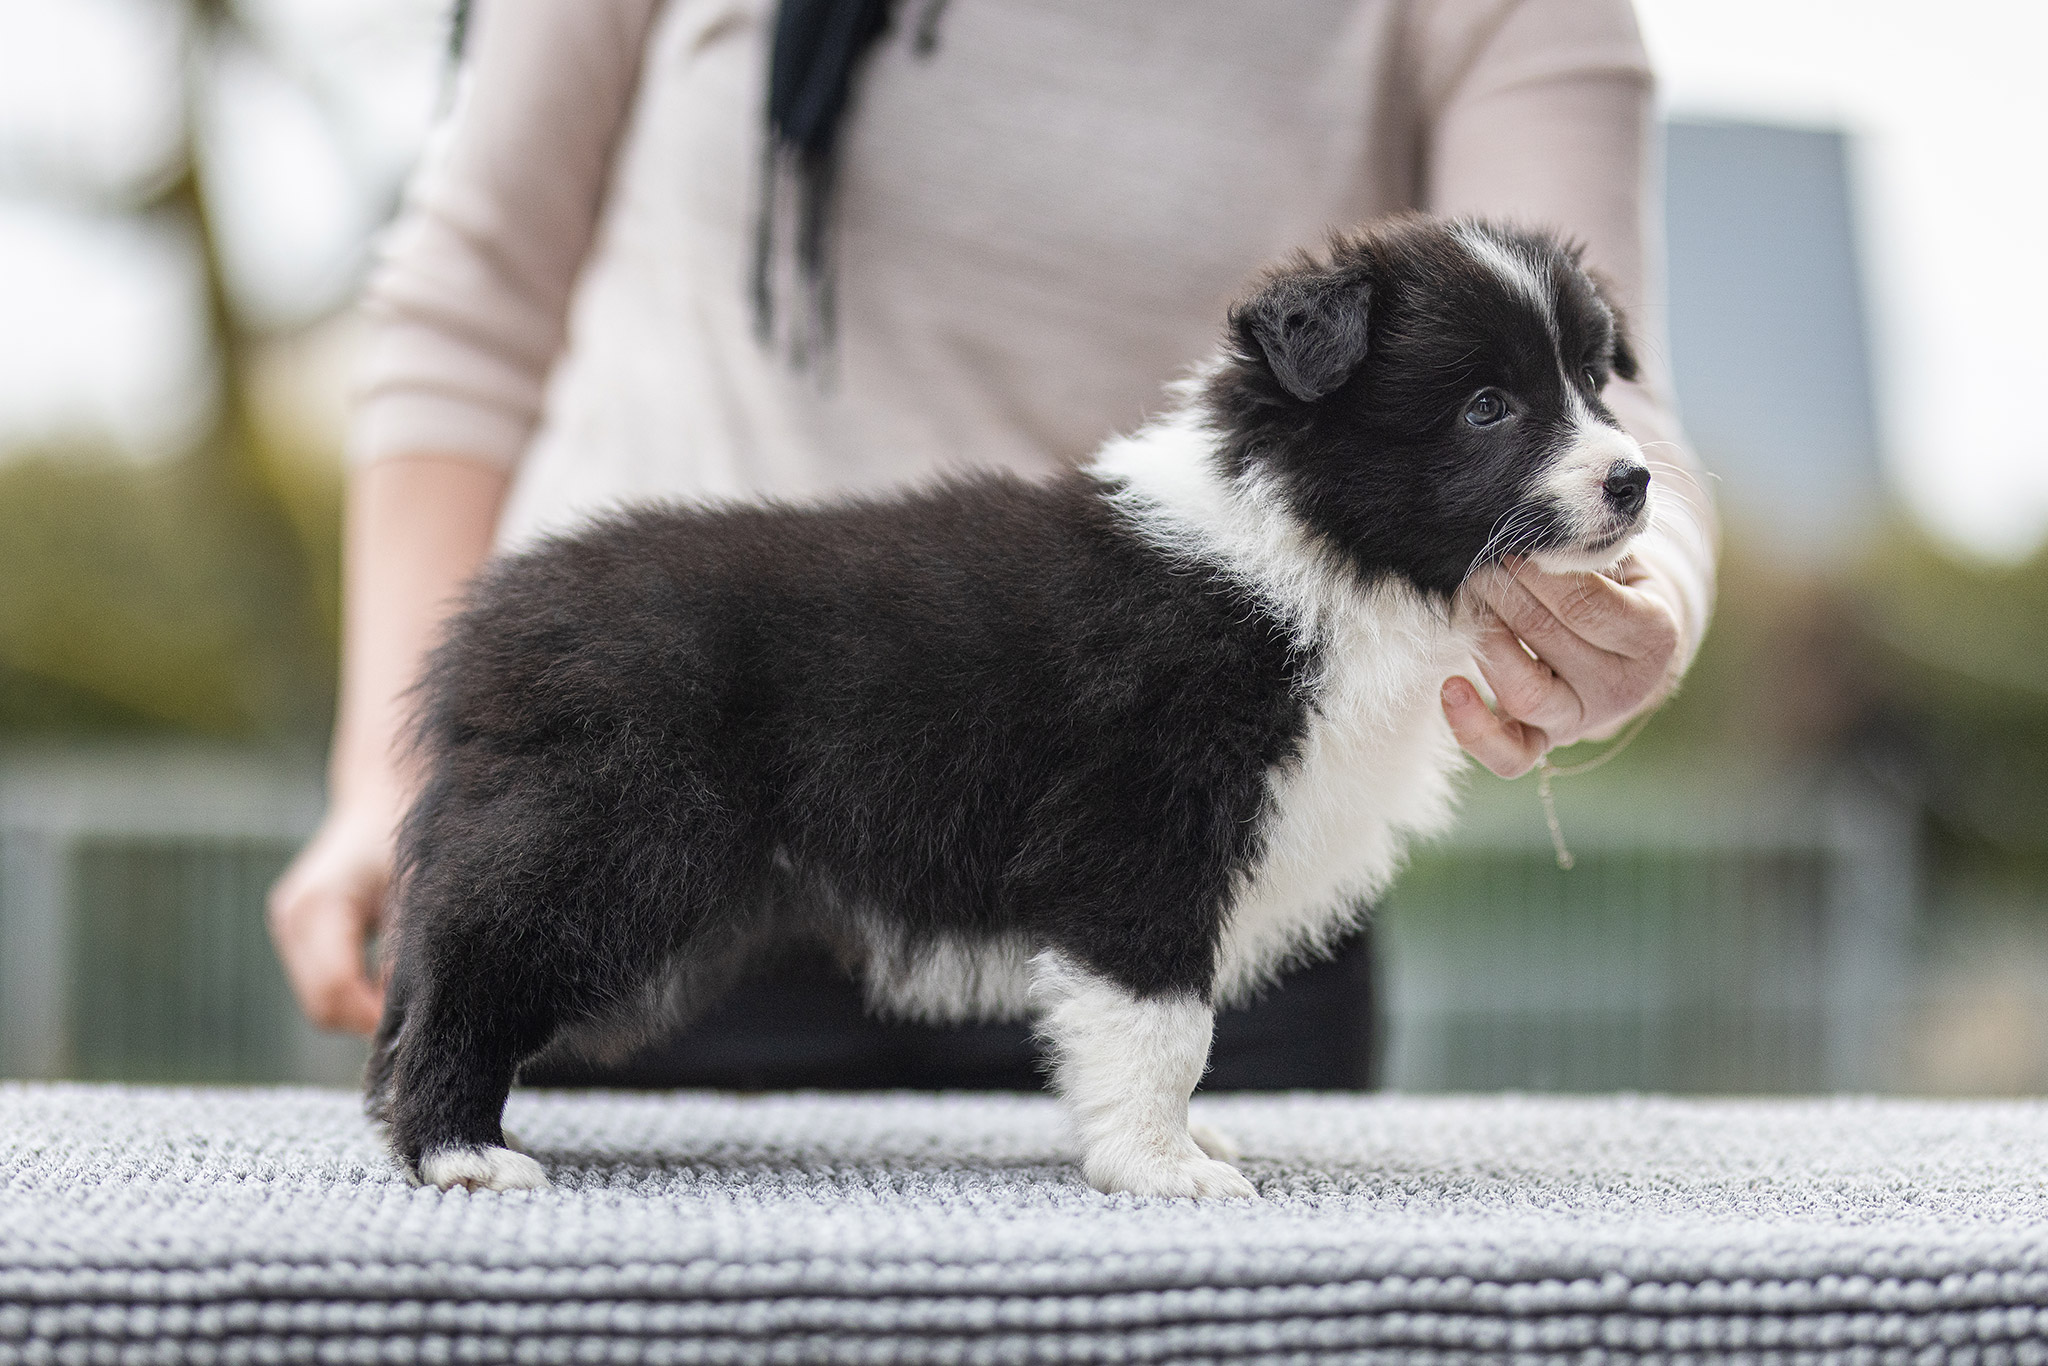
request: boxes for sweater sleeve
[349,0,663,470]
[1415,0,1719,670]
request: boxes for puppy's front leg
[1031,952,1256,1199]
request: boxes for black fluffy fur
[367,215,1642,1172]
[368,479,1311,1163]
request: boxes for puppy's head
[1209,215,1651,598]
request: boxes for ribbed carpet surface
[6,1085,2048,1364]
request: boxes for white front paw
[1085,1144,1257,1199]
[415,1145,549,1191]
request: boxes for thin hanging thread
[1535,710,1653,871]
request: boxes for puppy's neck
[1086,381,1437,653]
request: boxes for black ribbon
[452,0,938,370]
[752,0,908,368]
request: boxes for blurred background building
[2,0,2045,1094]
[1662,119,1883,558]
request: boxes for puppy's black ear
[1610,322,1640,383]
[1234,269,1373,403]
[1586,268,1640,382]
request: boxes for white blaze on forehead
[1455,224,1555,328]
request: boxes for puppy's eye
[1464,390,1510,427]
[1583,365,1602,390]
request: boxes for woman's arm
[353,0,662,471]
[1416,0,1720,775]
[268,456,507,1033]
[270,0,660,1033]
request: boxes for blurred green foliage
[0,0,344,750]
[1855,526,2048,855]
[0,438,336,742]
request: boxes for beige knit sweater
[353,0,1713,651]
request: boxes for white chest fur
[1092,401,1475,1005]
[1210,589,1469,1003]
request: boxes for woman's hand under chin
[1441,555,1684,779]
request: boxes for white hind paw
[1086,1146,1257,1200]
[417,1145,549,1191]
[1189,1122,1240,1162]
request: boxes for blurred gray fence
[1380,767,1917,1094]
[0,749,1915,1093]
[0,747,360,1085]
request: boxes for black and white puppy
[367,215,1651,1198]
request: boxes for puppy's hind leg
[381,982,549,1192]
[1031,952,1256,1200]
[370,892,554,1190]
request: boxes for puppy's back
[403,472,1307,962]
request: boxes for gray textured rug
[6,1084,2048,1363]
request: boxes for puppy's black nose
[1603,463,1650,516]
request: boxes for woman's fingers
[1468,598,1588,741]
[1441,675,1550,778]
[270,887,386,1034]
[1463,561,1684,744]
[1471,564,1614,679]
[1513,561,1680,663]
[266,818,392,1036]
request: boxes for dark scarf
[449,0,937,368]
[754,0,945,367]
[753,0,891,367]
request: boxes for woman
[268,0,1715,1086]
